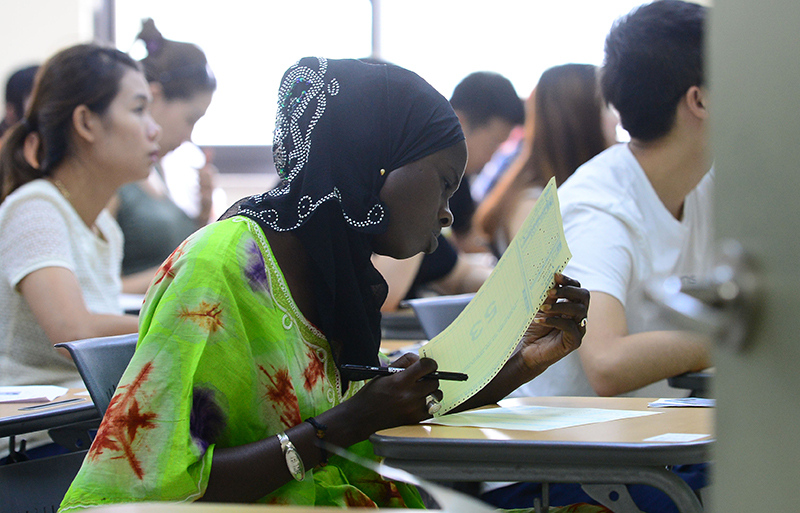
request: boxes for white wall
[0,0,96,118]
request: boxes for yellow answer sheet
[421,177,571,414]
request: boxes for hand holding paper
[421,178,579,414]
[517,273,588,375]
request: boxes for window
[115,0,643,146]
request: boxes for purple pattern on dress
[190,388,226,452]
[244,240,269,291]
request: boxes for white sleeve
[561,204,635,308]
[0,197,76,288]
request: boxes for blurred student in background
[374,71,524,309]
[0,64,40,141]
[474,63,618,256]
[447,71,525,253]
[110,19,218,294]
[0,44,158,459]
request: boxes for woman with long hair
[0,43,159,457]
[474,64,618,255]
[113,18,218,293]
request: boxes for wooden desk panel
[378,396,713,445]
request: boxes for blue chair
[405,293,475,340]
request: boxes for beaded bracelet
[304,416,328,465]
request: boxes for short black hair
[602,0,706,141]
[450,71,524,127]
[5,65,39,118]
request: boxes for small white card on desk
[648,397,715,408]
[0,385,68,403]
[644,433,711,443]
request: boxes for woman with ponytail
[0,43,160,457]
[112,19,218,294]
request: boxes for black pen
[340,364,468,381]
[18,397,85,411]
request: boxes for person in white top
[0,44,160,459]
[511,144,714,399]
[485,1,713,510]
[512,0,713,400]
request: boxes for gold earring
[380,169,386,176]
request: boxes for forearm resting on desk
[19,266,139,357]
[203,355,440,502]
[580,292,712,397]
[203,408,353,502]
[428,255,493,296]
[122,266,159,295]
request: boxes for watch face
[286,450,305,480]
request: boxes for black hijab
[234,57,464,374]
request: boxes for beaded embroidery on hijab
[238,56,464,234]
[233,57,463,374]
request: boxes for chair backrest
[0,449,88,513]
[405,293,475,340]
[381,310,427,340]
[55,333,138,416]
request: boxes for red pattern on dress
[178,301,224,333]
[88,362,158,480]
[259,364,301,428]
[360,477,405,505]
[153,240,187,285]
[344,489,378,507]
[303,348,325,391]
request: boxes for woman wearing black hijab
[61,57,588,508]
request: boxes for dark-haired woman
[113,19,218,294]
[0,44,159,455]
[61,57,592,510]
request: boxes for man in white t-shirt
[485,1,712,510]
[512,0,713,400]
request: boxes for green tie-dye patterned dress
[60,216,424,509]
[59,215,610,513]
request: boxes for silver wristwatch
[277,431,305,481]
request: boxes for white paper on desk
[0,385,68,403]
[421,178,571,414]
[648,398,715,408]
[422,404,660,432]
[644,433,711,443]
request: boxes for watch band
[277,431,305,481]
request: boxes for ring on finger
[425,394,441,415]
[580,318,587,328]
